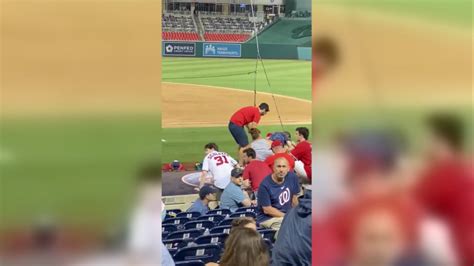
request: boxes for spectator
[187,185,218,215]
[230,217,257,232]
[272,186,312,266]
[415,113,474,266]
[249,128,273,161]
[257,157,300,236]
[242,148,272,194]
[291,127,312,181]
[220,168,254,212]
[206,228,270,266]
[264,140,295,170]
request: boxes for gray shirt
[251,139,273,161]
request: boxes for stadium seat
[184,220,215,230]
[163,238,192,255]
[163,224,178,233]
[177,211,202,219]
[206,209,231,216]
[166,209,182,215]
[229,211,257,219]
[173,243,222,263]
[166,228,204,240]
[209,225,232,234]
[203,33,250,43]
[175,260,206,266]
[195,214,225,224]
[257,229,277,242]
[263,238,273,250]
[235,206,257,213]
[194,233,229,246]
[163,217,191,226]
[218,218,235,226]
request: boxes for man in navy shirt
[257,157,300,238]
[187,185,217,215]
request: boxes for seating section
[162,32,200,41]
[203,33,250,43]
[162,13,196,32]
[163,207,276,264]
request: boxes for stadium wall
[162,41,311,60]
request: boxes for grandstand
[247,18,311,46]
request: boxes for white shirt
[202,151,237,189]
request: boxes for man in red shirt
[414,113,473,266]
[228,103,269,162]
[265,140,295,170]
[242,148,272,193]
[291,127,312,182]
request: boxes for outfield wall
[162,41,311,60]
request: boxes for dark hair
[249,128,261,140]
[204,143,219,151]
[296,127,310,140]
[427,113,464,151]
[283,131,291,140]
[314,36,339,67]
[230,217,256,232]
[220,228,269,266]
[243,148,256,159]
[259,103,269,112]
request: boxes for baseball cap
[199,185,217,199]
[231,168,243,178]
[266,133,273,138]
[271,140,283,148]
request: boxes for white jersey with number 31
[202,151,237,189]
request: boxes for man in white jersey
[199,142,238,199]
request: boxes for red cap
[271,140,283,148]
[266,133,272,138]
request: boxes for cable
[250,0,284,131]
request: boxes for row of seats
[165,206,256,218]
[162,14,196,32]
[204,33,250,42]
[162,32,200,41]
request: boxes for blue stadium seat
[184,220,215,230]
[264,238,273,250]
[195,214,225,224]
[166,228,204,240]
[163,238,191,255]
[218,218,235,226]
[258,229,277,242]
[166,209,182,219]
[162,224,178,233]
[194,233,228,246]
[173,244,222,263]
[175,260,206,266]
[177,211,202,219]
[229,211,257,219]
[163,217,191,226]
[209,225,232,234]
[235,206,257,213]
[206,209,231,216]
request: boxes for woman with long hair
[206,227,270,266]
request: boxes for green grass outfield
[162,57,312,101]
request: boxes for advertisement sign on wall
[203,43,242,58]
[163,42,196,56]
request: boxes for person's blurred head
[242,148,257,164]
[272,157,289,183]
[204,143,219,154]
[314,36,339,77]
[425,113,464,161]
[199,185,217,203]
[296,127,309,142]
[349,207,409,266]
[219,227,269,266]
[259,103,270,116]
[283,131,292,141]
[231,168,244,186]
[249,128,262,141]
[271,140,285,153]
[230,217,257,232]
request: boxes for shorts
[228,121,249,147]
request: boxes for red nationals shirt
[291,141,312,180]
[243,160,272,192]
[230,106,261,127]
